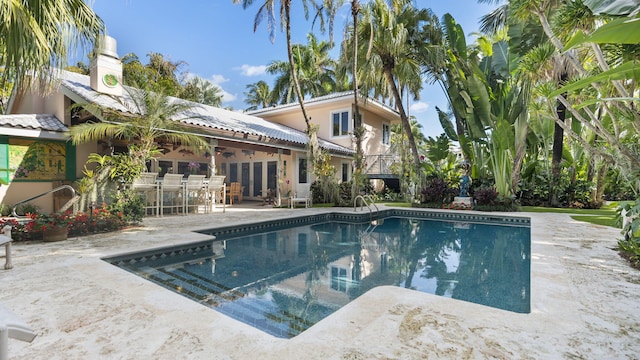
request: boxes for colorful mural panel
[9,139,67,181]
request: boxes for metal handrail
[353,194,379,217]
[11,185,77,217]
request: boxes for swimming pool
[104,210,530,338]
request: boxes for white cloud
[220,89,237,103]
[236,64,267,77]
[209,74,230,85]
[410,101,429,113]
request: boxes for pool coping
[1,205,638,359]
[102,209,531,338]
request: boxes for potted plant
[31,212,73,242]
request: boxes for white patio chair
[184,174,206,214]
[1,302,36,360]
[205,175,226,213]
[160,174,185,216]
[131,172,159,216]
[290,190,312,209]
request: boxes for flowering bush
[68,204,125,237]
[31,211,74,231]
[0,203,126,242]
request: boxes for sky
[79,0,498,139]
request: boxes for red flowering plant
[68,203,125,236]
[31,211,73,232]
[0,204,126,242]
[0,218,34,241]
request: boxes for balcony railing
[365,154,398,178]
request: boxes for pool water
[106,216,530,338]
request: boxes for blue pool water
[105,212,530,338]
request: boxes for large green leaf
[465,75,492,129]
[550,60,640,96]
[565,16,640,50]
[572,96,640,109]
[436,106,458,141]
[583,0,640,15]
[443,13,467,60]
[491,40,510,77]
[426,134,452,163]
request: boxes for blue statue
[459,162,472,197]
[460,174,470,197]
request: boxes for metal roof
[58,71,354,155]
[247,91,400,118]
[0,114,68,132]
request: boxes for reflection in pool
[106,216,530,338]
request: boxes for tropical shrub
[0,204,11,217]
[419,177,457,207]
[517,175,550,206]
[337,180,354,206]
[603,168,636,201]
[617,199,640,270]
[108,189,145,224]
[560,179,601,209]
[473,186,519,212]
[474,187,499,205]
[12,203,40,216]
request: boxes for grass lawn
[521,203,622,228]
[361,201,623,228]
[381,202,412,207]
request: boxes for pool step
[213,294,313,338]
[141,267,240,303]
[134,262,332,338]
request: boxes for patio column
[209,139,218,177]
[276,149,282,206]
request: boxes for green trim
[0,135,8,184]
[65,141,76,180]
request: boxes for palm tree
[0,0,104,87]
[244,80,276,110]
[180,76,224,107]
[69,85,210,171]
[349,0,432,169]
[268,33,337,103]
[233,0,322,161]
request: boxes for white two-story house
[1,37,401,212]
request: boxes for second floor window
[382,123,390,145]
[332,111,350,137]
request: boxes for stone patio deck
[1,205,639,359]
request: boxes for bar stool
[131,172,159,216]
[205,175,226,213]
[160,174,185,216]
[184,174,206,214]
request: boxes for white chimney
[90,35,123,96]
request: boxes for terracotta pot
[43,225,68,242]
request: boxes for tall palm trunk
[550,84,567,207]
[382,67,420,169]
[283,1,318,161]
[351,0,364,197]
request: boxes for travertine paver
[1,205,639,359]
